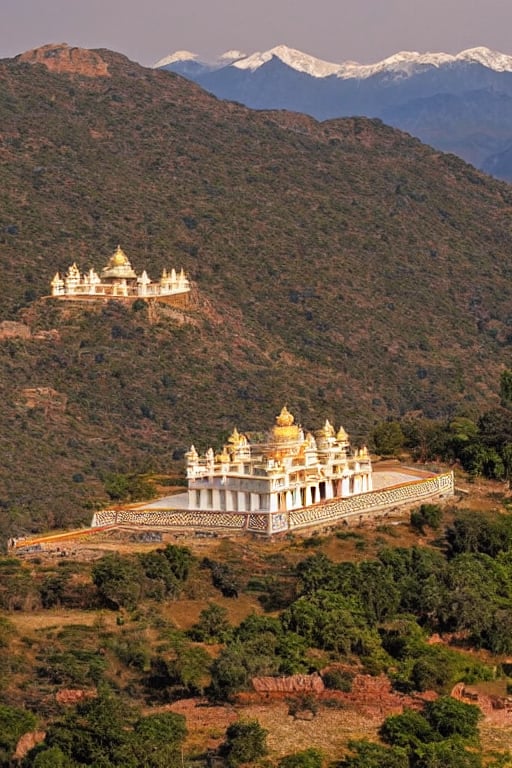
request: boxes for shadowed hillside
[1,44,512,534]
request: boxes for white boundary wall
[91,471,454,536]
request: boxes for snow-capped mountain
[155,44,512,80]
[155,44,512,182]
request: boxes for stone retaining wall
[91,471,453,536]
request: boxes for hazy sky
[2,0,512,67]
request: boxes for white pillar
[341,476,351,496]
[305,486,313,506]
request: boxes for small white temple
[186,406,372,515]
[51,245,190,300]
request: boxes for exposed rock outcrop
[17,43,109,77]
[14,731,46,760]
[0,320,30,339]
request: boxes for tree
[373,421,405,457]
[500,369,512,409]
[208,644,251,701]
[410,651,456,693]
[410,504,442,534]
[189,602,230,642]
[380,708,434,750]
[219,719,268,767]
[130,712,187,767]
[161,544,194,582]
[423,696,481,741]
[336,739,408,768]
[445,417,479,462]
[38,688,137,766]
[103,472,157,502]
[29,746,73,767]
[166,642,211,695]
[296,553,336,595]
[92,553,144,610]
[282,590,370,654]
[202,558,241,597]
[440,554,502,643]
[414,737,483,768]
[138,550,179,599]
[478,407,512,452]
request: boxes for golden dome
[276,406,294,427]
[101,245,137,280]
[109,245,129,267]
[273,407,299,443]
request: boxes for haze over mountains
[2,42,512,531]
[156,45,512,182]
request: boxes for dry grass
[168,697,382,760]
[8,609,118,634]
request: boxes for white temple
[51,245,190,299]
[186,406,372,515]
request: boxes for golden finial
[276,406,294,427]
[228,427,241,445]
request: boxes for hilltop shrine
[50,245,190,301]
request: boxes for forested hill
[1,43,512,531]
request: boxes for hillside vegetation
[1,44,512,532]
[2,503,512,766]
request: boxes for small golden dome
[276,406,294,427]
[109,245,129,267]
[337,425,349,441]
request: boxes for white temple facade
[186,406,372,515]
[51,245,190,299]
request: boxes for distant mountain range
[155,45,512,182]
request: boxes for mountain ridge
[154,44,512,80]
[1,43,512,532]
[156,43,512,181]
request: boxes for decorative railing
[288,472,453,531]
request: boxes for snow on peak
[153,44,512,78]
[456,46,512,71]
[220,50,246,61]
[152,50,198,68]
[233,45,341,77]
